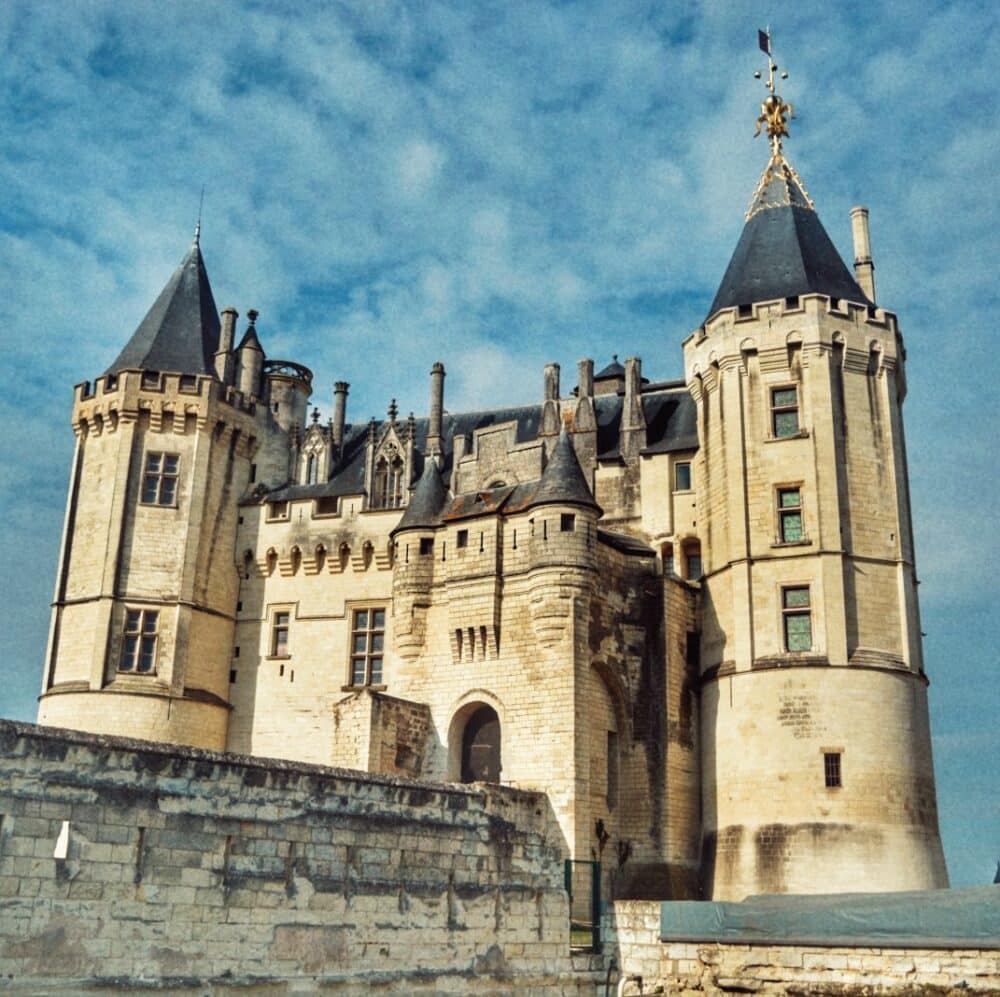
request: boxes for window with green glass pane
[779,487,804,541]
[771,386,800,438]
[782,586,812,651]
[350,607,385,686]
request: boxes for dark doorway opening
[460,705,501,783]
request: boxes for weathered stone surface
[0,721,603,994]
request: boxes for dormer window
[306,453,318,485]
[373,453,404,509]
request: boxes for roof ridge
[745,152,815,221]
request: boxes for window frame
[777,485,805,543]
[348,605,386,688]
[781,585,812,652]
[266,500,289,522]
[140,451,180,507]
[119,608,159,674]
[824,751,842,788]
[674,460,692,492]
[770,385,801,439]
[373,454,405,510]
[270,609,291,658]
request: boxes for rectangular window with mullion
[120,609,159,673]
[778,487,804,542]
[141,452,179,506]
[782,586,812,652]
[771,387,800,438]
[271,611,290,657]
[350,607,385,686]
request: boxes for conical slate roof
[707,153,869,321]
[105,236,221,377]
[528,427,601,512]
[391,459,448,534]
[236,326,263,352]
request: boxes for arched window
[306,453,318,485]
[373,454,405,509]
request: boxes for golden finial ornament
[753,28,794,153]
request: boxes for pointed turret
[105,232,221,377]
[707,151,869,320]
[528,426,601,513]
[392,459,448,534]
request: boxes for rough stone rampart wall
[0,721,598,995]
[607,901,1000,995]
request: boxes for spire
[105,239,221,377]
[706,35,869,321]
[528,426,601,513]
[391,459,449,534]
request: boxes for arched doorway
[460,705,501,783]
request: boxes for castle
[35,64,949,904]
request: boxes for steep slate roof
[258,385,698,505]
[707,153,869,321]
[595,357,626,380]
[527,427,601,512]
[236,326,263,351]
[105,236,221,377]
[391,460,449,534]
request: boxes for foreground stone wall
[607,901,1000,995]
[0,721,597,995]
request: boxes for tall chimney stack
[541,362,561,437]
[215,307,238,384]
[851,206,876,303]
[332,381,349,452]
[427,362,446,459]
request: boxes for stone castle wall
[0,721,598,995]
[607,902,1000,995]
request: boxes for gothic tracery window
[373,447,404,509]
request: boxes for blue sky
[0,1,996,888]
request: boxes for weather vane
[753,28,794,153]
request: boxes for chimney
[427,362,445,458]
[215,307,238,384]
[332,381,349,451]
[541,362,561,437]
[850,206,876,303]
[451,432,468,494]
[620,356,647,459]
[577,358,593,399]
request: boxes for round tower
[390,458,448,660]
[685,57,947,899]
[264,359,313,434]
[38,235,261,750]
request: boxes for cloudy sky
[0,1,996,887]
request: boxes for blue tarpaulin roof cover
[660,886,1000,949]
